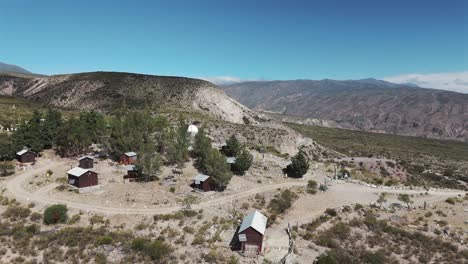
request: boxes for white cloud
[197,76,262,85]
[383,71,468,93]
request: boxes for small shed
[67,167,98,188]
[78,156,94,169]
[124,165,137,180]
[238,210,267,254]
[16,149,36,164]
[191,174,215,192]
[120,152,137,165]
[226,157,237,164]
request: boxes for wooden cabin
[67,167,98,188]
[124,165,137,180]
[238,210,267,254]
[119,152,137,165]
[78,156,94,169]
[16,149,36,164]
[191,174,215,192]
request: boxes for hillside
[0,71,327,157]
[222,79,468,142]
[287,123,468,189]
[0,71,255,125]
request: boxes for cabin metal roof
[79,156,94,161]
[16,149,30,156]
[239,210,267,235]
[67,167,91,177]
[124,152,137,157]
[126,165,136,171]
[193,174,210,182]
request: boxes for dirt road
[4,158,464,217]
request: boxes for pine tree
[193,128,212,171]
[166,120,189,169]
[136,148,161,182]
[224,135,241,157]
[232,148,253,175]
[285,150,310,178]
[205,148,232,191]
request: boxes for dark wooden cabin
[16,150,36,164]
[124,165,137,180]
[78,156,94,169]
[191,174,215,192]
[119,152,137,165]
[238,210,267,254]
[67,167,98,188]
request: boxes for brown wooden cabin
[78,156,94,169]
[238,210,267,254]
[67,167,98,188]
[123,165,137,180]
[119,152,137,165]
[191,174,215,192]
[16,150,36,164]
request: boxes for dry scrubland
[0,148,466,264]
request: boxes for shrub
[354,204,364,210]
[307,180,318,194]
[30,212,42,222]
[424,211,433,218]
[3,205,31,220]
[325,208,337,217]
[96,236,113,246]
[68,214,81,225]
[445,197,456,205]
[90,214,105,225]
[43,204,68,225]
[268,189,298,215]
[169,187,175,193]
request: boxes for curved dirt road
[4,159,464,216]
[4,160,307,215]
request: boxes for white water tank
[187,124,199,137]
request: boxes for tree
[284,150,309,178]
[42,108,63,148]
[166,120,189,168]
[232,148,253,175]
[44,204,68,225]
[377,192,388,207]
[55,117,91,157]
[136,151,161,182]
[398,193,413,210]
[192,128,212,171]
[11,110,45,153]
[204,149,232,191]
[224,135,241,157]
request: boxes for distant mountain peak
[0,62,32,75]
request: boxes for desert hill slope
[0,71,328,156]
[0,71,255,124]
[222,79,468,141]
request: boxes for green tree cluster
[284,149,310,178]
[193,129,232,191]
[224,135,253,175]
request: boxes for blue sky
[0,0,467,89]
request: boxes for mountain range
[222,79,468,142]
[1,62,466,142]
